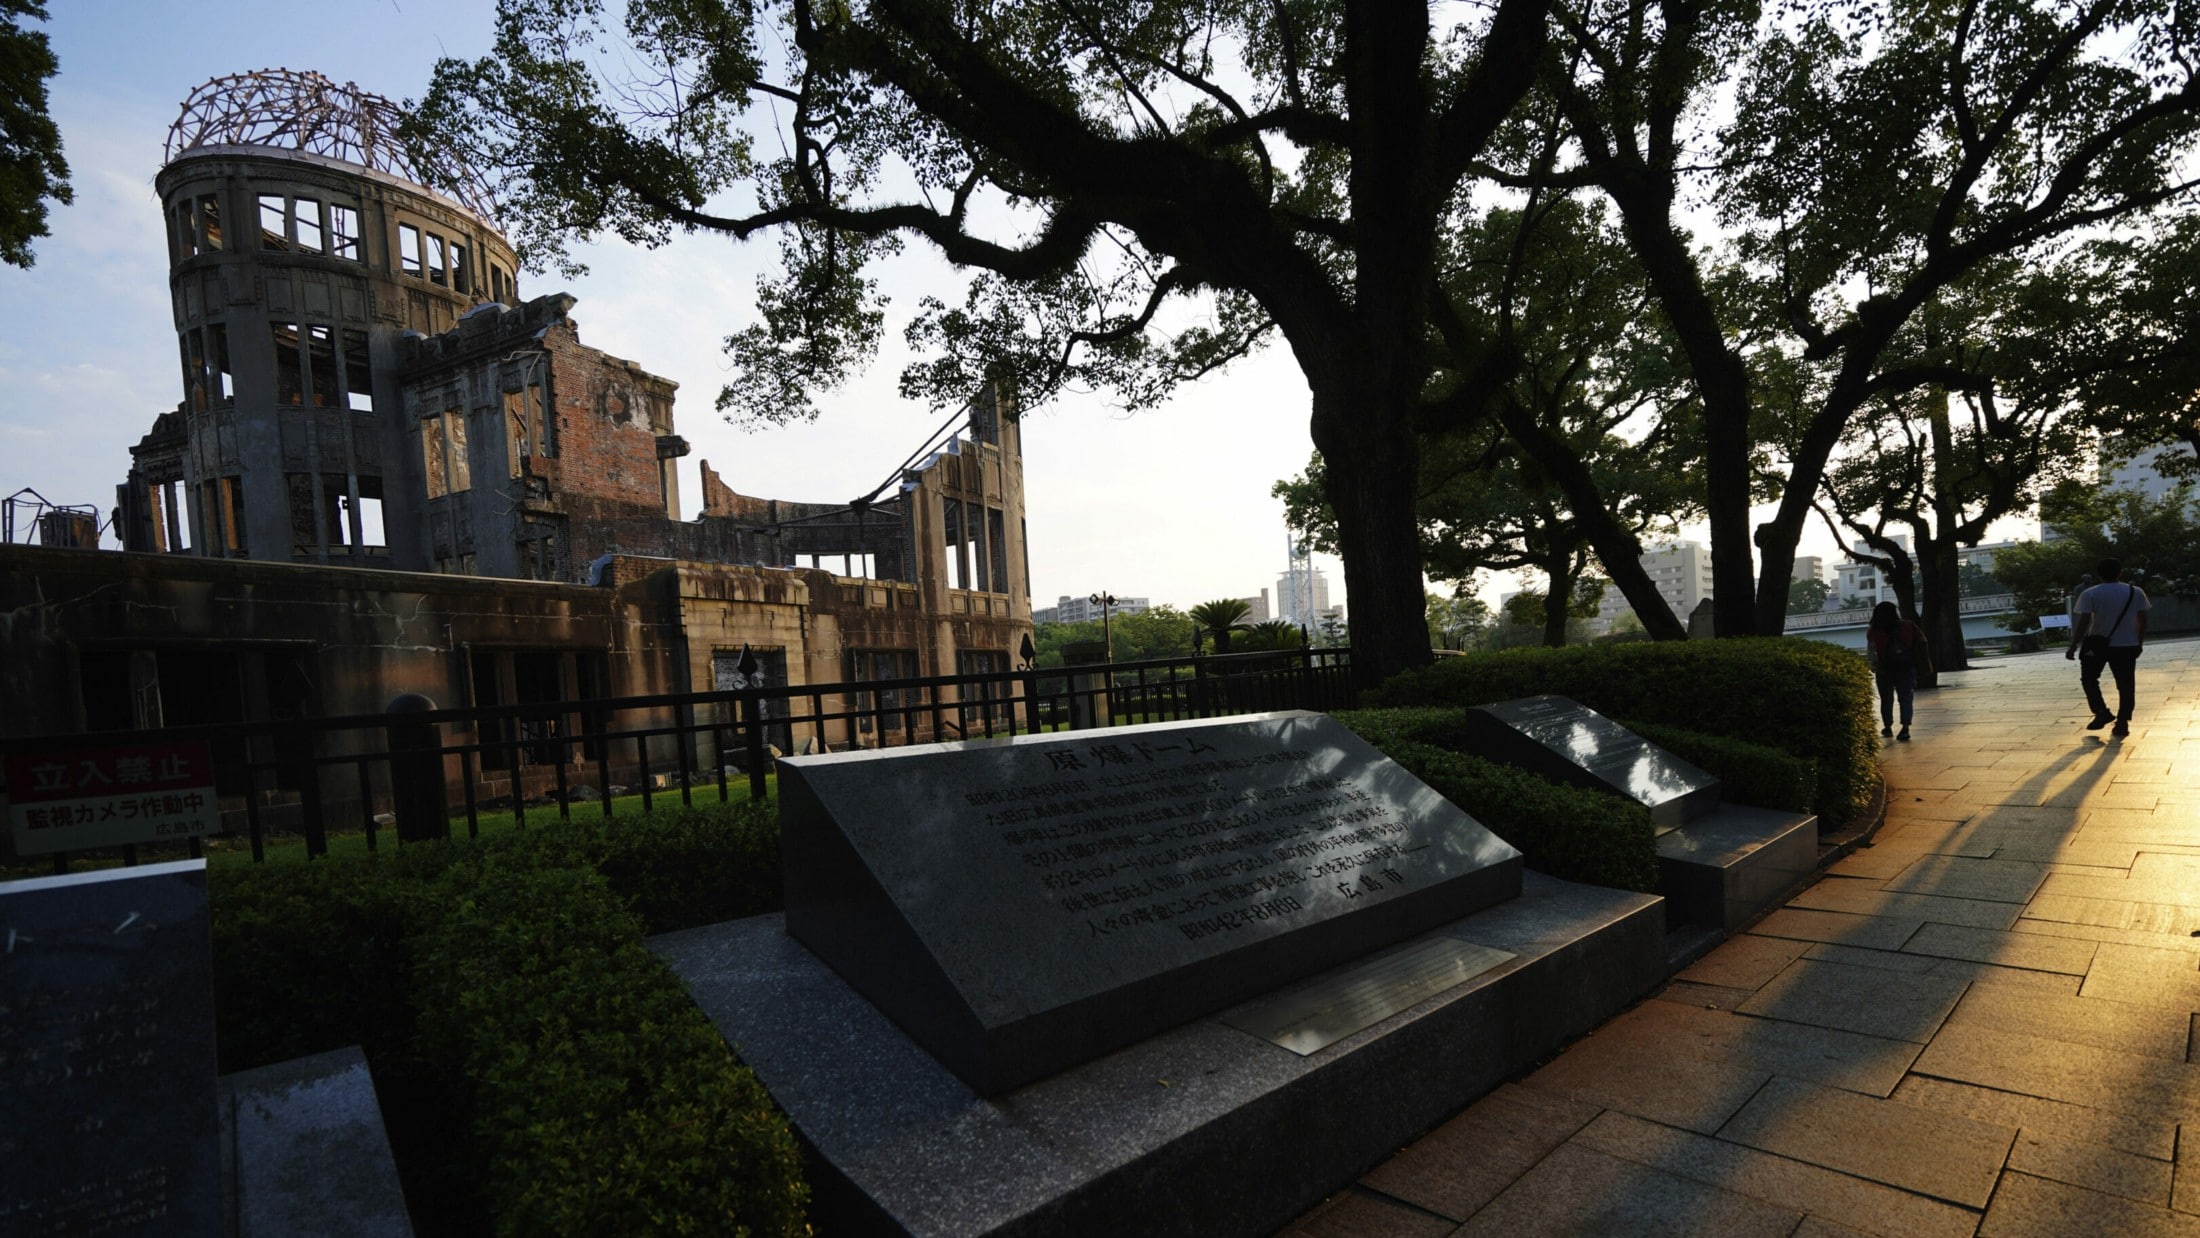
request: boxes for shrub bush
[1337,709,1660,892]
[1363,638,1877,829]
[407,863,807,1236]
[1615,719,1817,815]
[207,798,805,1236]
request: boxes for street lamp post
[1090,592,1118,660]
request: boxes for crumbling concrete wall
[397,295,688,583]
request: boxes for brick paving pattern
[1287,638,2200,1236]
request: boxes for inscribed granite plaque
[779,710,1523,1094]
[0,859,220,1236]
[1461,696,1719,828]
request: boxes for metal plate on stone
[1222,934,1516,1055]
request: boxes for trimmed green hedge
[1364,638,1877,829]
[1337,708,1660,892]
[209,800,805,1237]
[1616,719,1817,816]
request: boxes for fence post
[743,692,769,801]
[384,693,449,844]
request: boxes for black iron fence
[0,648,1354,873]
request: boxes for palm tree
[1189,598,1253,654]
[1237,619,1305,653]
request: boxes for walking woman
[1866,602,1927,741]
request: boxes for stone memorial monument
[778,710,1524,1094]
[1461,695,1817,930]
[1,860,221,1236]
[1458,695,1718,829]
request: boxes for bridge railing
[1785,593,2018,630]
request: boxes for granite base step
[1655,804,1819,932]
[218,1045,412,1237]
[652,874,1663,1238]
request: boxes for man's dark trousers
[2081,646,2142,722]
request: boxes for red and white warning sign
[4,741,220,856]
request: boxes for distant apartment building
[2104,442,2197,502]
[1238,589,1272,624]
[1595,539,1716,631]
[1033,594,1151,625]
[1793,556,1825,584]
[1833,534,1906,607]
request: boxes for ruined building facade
[15,71,1033,763]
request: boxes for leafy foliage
[1787,577,1834,615]
[1030,604,1197,669]
[209,800,804,1235]
[1990,480,2200,632]
[0,0,71,268]
[1365,638,1878,830]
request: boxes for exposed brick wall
[698,460,771,519]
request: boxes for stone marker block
[221,1045,415,1237]
[1461,696,1719,829]
[0,860,219,1236]
[779,710,1523,1094]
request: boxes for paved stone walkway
[1287,637,2200,1236]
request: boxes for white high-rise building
[1274,566,1331,624]
[1595,539,1716,630]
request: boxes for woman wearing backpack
[1866,602,1927,741]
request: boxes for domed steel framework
[165,68,495,220]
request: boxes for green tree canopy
[1509,0,2200,636]
[1786,577,1833,616]
[0,0,70,268]
[413,0,1560,687]
[1992,480,2200,633]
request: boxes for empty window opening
[421,410,470,497]
[349,485,385,550]
[329,204,362,262]
[504,390,530,476]
[848,649,919,736]
[342,329,372,411]
[526,382,548,455]
[293,198,324,254]
[258,195,288,251]
[307,325,339,407]
[450,242,469,294]
[156,479,190,551]
[987,507,1009,596]
[271,322,304,405]
[181,330,209,412]
[210,323,231,403]
[942,498,966,590]
[426,233,447,286]
[201,476,245,555]
[196,193,222,251]
[398,224,423,277]
[173,203,195,261]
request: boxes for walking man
[2066,558,2150,738]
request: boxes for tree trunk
[1486,395,1686,639]
[1320,1,1439,693]
[1541,564,1572,647]
[1917,535,1965,687]
[1926,402,1971,673]
[1313,383,1432,692]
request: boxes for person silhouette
[2066,558,2149,738]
